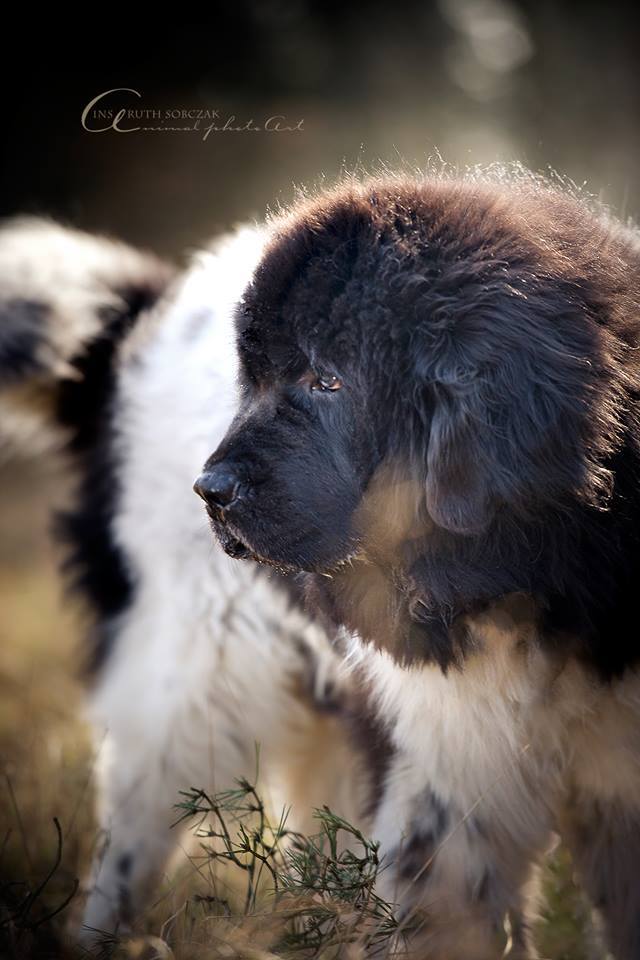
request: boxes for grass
[0,459,602,959]
[171,779,399,958]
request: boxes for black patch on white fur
[116,852,133,878]
[394,789,449,882]
[343,671,395,818]
[0,298,48,385]
[54,285,161,675]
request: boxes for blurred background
[2,1,639,254]
[1,3,638,956]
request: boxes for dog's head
[196,176,635,664]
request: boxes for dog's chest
[358,613,640,826]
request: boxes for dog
[0,217,373,946]
[197,170,640,960]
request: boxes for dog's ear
[417,289,621,535]
[424,377,495,535]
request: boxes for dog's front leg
[559,787,640,959]
[78,724,191,948]
[372,755,551,959]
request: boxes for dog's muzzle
[193,463,255,560]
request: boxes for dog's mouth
[218,528,254,560]
[206,510,292,570]
[205,509,255,560]
[206,507,364,575]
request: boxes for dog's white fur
[4,214,640,959]
[0,219,368,943]
[84,230,372,939]
[344,604,640,958]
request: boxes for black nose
[193,464,242,510]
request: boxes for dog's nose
[193,464,242,510]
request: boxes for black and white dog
[196,171,640,960]
[5,167,640,960]
[0,218,371,945]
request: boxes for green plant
[174,780,399,958]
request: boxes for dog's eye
[310,373,342,393]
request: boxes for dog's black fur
[55,286,168,674]
[203,174,640,679]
